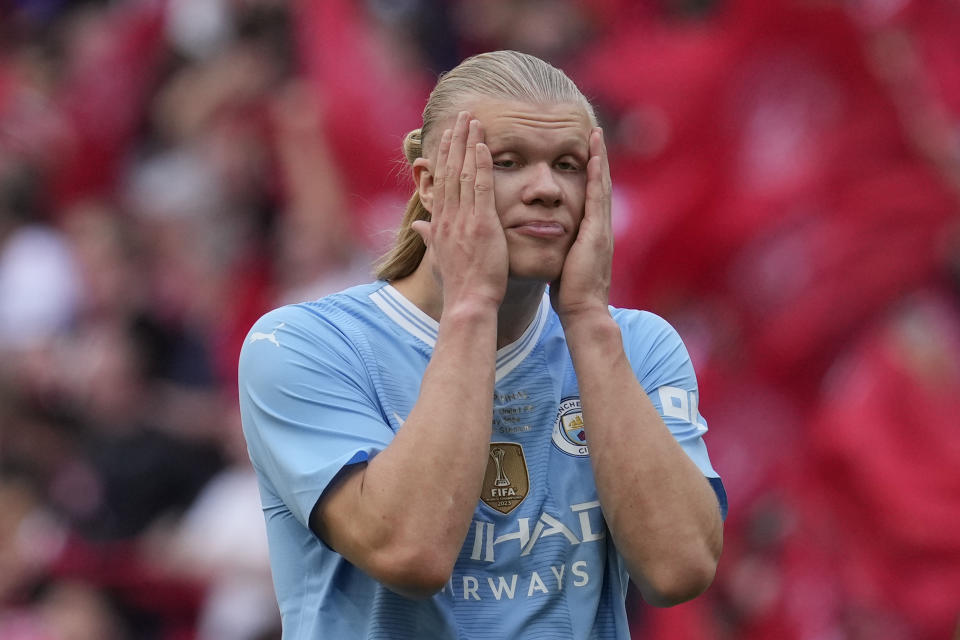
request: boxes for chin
[507,256,564,284]
[505,237,572,284]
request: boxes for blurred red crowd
[0,0,958,639]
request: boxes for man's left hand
[551,127,614,324]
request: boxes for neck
[390,266,546,349]
[496,279,546,348]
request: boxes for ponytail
[373,128,431,281]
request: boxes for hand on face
[550,127,613,321]
[412,111,509,311]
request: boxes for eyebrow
[487,133,589,158]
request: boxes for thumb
[410,220,433,247]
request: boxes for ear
[413,157,435,213]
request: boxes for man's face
[429,97,593,284]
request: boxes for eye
[493,158,517,169]
[555,157,584,172]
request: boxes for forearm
[318,302,497,594]
[563,311,723,606]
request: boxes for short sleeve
[616,310,728,519]
[238,305,394,527]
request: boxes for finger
[585,131,605,213]
[432,128,452,219]
[588,129,614,250]
[474,141,495,219]
[459,119,481,214]
[443,111,471,217]
[595,127,612,196]
[597,129,614,238]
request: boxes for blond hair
[374,50,597,281]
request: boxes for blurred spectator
[0,221,79,351]
[155,403,278,640]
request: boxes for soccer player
[238,50,727,639]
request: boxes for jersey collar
[369,283,551,382]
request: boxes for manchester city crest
[553,397,589,456]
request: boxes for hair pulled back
[374,50,596,281]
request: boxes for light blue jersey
[238,281,727,640]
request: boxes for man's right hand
[312,115,505,596]
[412,111,508,313]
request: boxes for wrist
[557,304,613,331]
[560,309,620,350]
[440,299,499,328]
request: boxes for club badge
[553,397,589,457]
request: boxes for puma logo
[249,323,285,347]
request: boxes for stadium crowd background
[1,0,958,638]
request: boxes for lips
[508,220,566,238]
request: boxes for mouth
[507,220,567,238]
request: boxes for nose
[521,162,563,208]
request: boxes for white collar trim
[369,284,550,382]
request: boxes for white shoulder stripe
[369,286,438,347]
